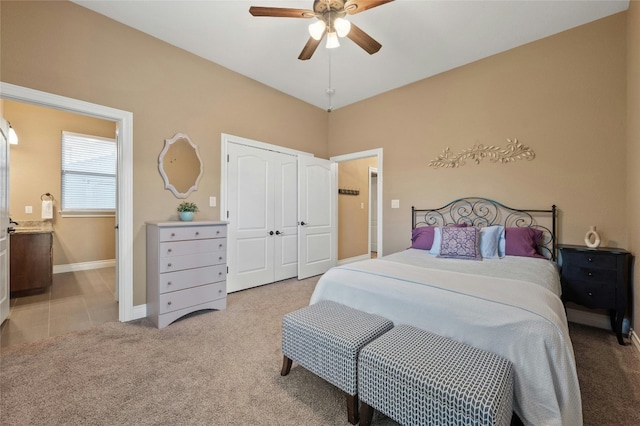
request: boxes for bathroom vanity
[10,221,53,294]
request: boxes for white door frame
[331,149,383,257]
[368,167,378,255]
[0,82,137,322]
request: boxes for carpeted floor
[1,275,639,425]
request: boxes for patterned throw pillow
[437,226,482,260]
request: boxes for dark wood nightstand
[558,244,633,345]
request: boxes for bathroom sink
[12,221,53,234]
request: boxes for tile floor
[0,267,117,350]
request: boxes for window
[61,131,116,216]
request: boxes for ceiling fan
[249,0,394,60]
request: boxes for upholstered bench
[280,300,394,425]
[358,324,514,426]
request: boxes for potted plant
[177,201,199,222]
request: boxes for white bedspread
[309,249,582,426]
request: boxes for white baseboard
[53,259,116,274]
[566,308,612,331]
[131,304,147,321]
[630,330,640,354]
[338,254,371,265]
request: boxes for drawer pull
[219,272,222,276]
[587,257,593,262]
[588,272,593,277]
[219,256,223,261]
[167,248,172,253]
[167,263,172,268]
[195,231,200,236]
[216,230,220,235]
[218,289,223,294]
[167,301,172,306]
[168,281,172,286]
[219,243,223,248]
[171,232,175,237]
[588,292,593,297]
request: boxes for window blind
[61,131,116,212]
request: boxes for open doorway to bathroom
[0,100,118,350]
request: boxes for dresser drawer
[160,238,226,258]
[159,252,226,273]
[159,264,227,294]
[564,281,616,308]
[158,281,226,314]
[562,265,617,285]
[562,251,617,270]
[159,225,226,242]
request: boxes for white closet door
[273,151,298,281]
[0,118,10,325]
[227,143,274,292]
[298,155,337,279]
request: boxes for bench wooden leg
[359,401,374,426]
[346,393,359,425]
[280,355,292,376]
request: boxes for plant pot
[179,211,195,222]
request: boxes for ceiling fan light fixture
[308,20,326,40]
[334,17,351,37]
[326,31,340,49]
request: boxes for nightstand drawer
[564,282,615,308]
[562,251,617,270]
[562,265,617,285]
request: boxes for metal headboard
[412,197,557,260]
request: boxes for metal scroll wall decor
[428,138,535,168]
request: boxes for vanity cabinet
[10,231,53,294]
[146,221,227,328]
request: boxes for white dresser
[146,221,227,328]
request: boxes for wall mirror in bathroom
[158,133,203,199]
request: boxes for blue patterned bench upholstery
[358,324,514,426]
[280,300,394,425]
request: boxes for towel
[41,200,53,219]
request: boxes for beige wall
[329,12,628,257]
[5,100,116,266]
[337,156,378,260]
[627,1,640,333]
[0,1,328,304]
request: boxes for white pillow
[429,227,442,255]
[480,225,505,259]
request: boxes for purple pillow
[504,227,544,258]
[437,226,482,260]
[411,226,435,250]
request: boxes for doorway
[331,149,383,263]
[1,101,119,348]
[0,82,135,324]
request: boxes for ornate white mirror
[158,133,203,199]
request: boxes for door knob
[300,221,306,226]
[269,231,274,235]
[276,230,283,235]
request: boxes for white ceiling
[72,0,629,111]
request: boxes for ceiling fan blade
[298,36,323,60]
[347,23,382,55]
[249,6,314,18]
[344,0,394,15]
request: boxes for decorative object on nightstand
[584,226,601,248]
[177,201,198,222]
[558,244,633,345]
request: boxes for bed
[309,197,582,426]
